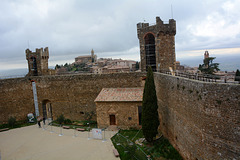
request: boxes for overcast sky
[0,0,240,70]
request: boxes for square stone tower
[137,17,176,72]
[26,47,50,76]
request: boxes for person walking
[37,117,42,128]
[43,117,46,125]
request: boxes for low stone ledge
[76,128,85,131]
[0,128,9,132]
[62,126,70,129]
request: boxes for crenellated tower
[26,47,51,76]
[137,17,176,72]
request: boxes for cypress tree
[142,66,160,143]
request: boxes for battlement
[137,16,176,72]
[26,47,49,59]
[137,17,176,36]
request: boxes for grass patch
[111,130,182,160]
[150,137,183,159]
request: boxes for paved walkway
[0,123,119,160]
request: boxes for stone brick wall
[0,78,34,123]
[96,102,142,129]
[154,72,240,160]
[0,73,145,123]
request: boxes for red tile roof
[95,88,143,102]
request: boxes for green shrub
[8,116,16,128]
[64,119,72,124]
[56,114,65,124]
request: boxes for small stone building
[95,88,143,129]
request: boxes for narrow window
[138,106,142,125]
[144,33,156,71]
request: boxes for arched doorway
[144,33,156,71]
[42,100,53,120]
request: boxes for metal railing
[159,70,240,84]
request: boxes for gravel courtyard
[0,123,119,160]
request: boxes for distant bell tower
[91,49,94,62]
[137,17,176,72]
[204,51,209,59]
[26,47,50,76]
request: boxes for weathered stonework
[1,71,239,159]
[96,102,142,129]
[154,72,240,160]
[95,88,143,129]
[137,17,176,72]
[0,73,145,123]
[26,47,55,76]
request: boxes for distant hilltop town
[55,49,139,75]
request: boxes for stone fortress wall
[0,73,145,123]
[0,72,239,159]
[154,72,240,160]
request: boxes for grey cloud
[0,0,239,69]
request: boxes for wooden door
[110,115,116,125]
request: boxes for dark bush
[8,116,16,128]
[64,119,72,124]
[56,114,65,124]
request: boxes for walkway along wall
[154,72,240,160]
[0,73,145,123]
